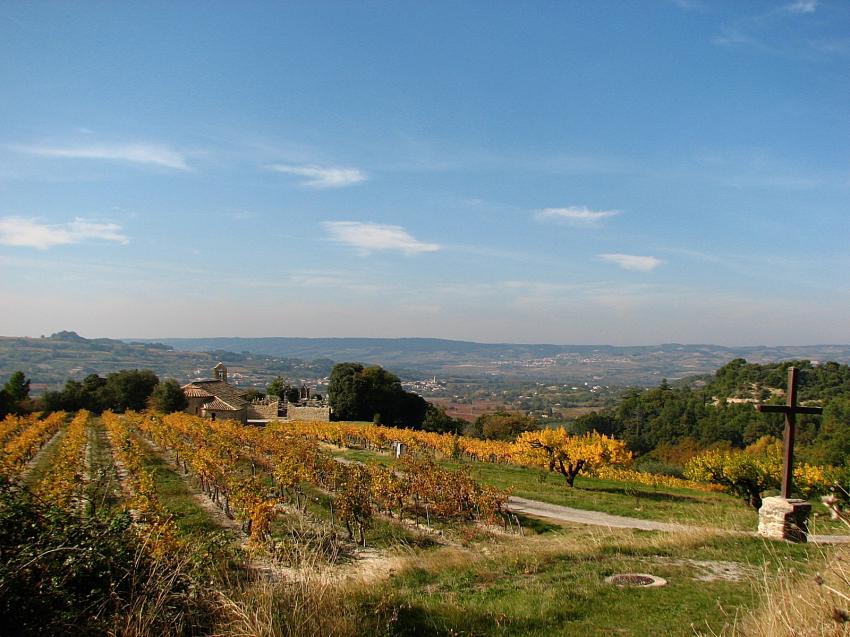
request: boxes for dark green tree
[0,372,32,417]
[327,363,426,427]
[267,376,300,403]
[150,378,189,413]
[475,411,538,441]
[4,372,30,403]
[422,404,465,434]
[104,369,159,412]
[569,411,621,436]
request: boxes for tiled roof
[185,380,249,408]
[182,386,213,398]
[203,397,241,411]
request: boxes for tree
[4,372,30,403]
[267,376,301,403]
[570,411,621,437]
[0,371,31,417]
[516,428,632,487]
[150,379,189,413]
[327,363,426,427]
[422,404,465,434]
[685,446,779,509]
[104,369,159,412]
[807,398,850,466]
[475,411,538,441]
[241,389,266,402]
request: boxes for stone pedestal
[758,496,811,542]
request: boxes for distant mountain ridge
[126,337,850,385]
[129,336,850,360]
[4,332,850,389]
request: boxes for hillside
[0,332,331,390]
[130,337,850,386]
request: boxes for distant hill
[4,331,850,390]
[127,337,850,386]
[0,332,331,390]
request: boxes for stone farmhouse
[182,363,330,424]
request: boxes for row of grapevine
[101,411,180,554]
[134,412,508,545]
[270,420,642,490]
[129,411,278,542]
[32,410,90,510]
[593,466,724,492]
[0,413,35,445]
[0,411,66,475]
[268,420,515,463]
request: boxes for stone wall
[287,405,331,422]
[247,401,280,420]
[203,407,247,423]
[185,396,208,417]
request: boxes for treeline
[708,358,850,402]
[569,359,850,468]
[0,370,187,418]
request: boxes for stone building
[182,363,281,424]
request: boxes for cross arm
[756,405,823,415]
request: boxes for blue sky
[1,0,848,344]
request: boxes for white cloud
[786,0,816,13]
[322,221,439,255]
[0,217,128,249]
[16,143,190,170]
[599,253,662,272]
[535,206,620,226]
[269,164,366,188]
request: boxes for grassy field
[352,525,818,636]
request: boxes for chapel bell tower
[213,362,227,382]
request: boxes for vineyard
[267,419,839,501]
[0,411,845,637]
[0,411,512,555]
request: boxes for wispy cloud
[15,143,191,170]
[713,1,826,55]
[786,0,817,14]
[322,221,439,255]
[599,253,662,272]
[669,0,705,10]
[535,206,621,227]
[0,217,128,249]
[269,164,366,188]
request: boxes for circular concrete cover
[604,573,667,587]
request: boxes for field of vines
[268,419,716,492]
[268,419,840,498]
[1,410,510,552]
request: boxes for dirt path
[506,496,696,533]
[506,496,850,544]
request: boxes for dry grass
[715,506,850,637]
[213,537,366,637]
[715,543,850,637]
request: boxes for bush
[0,476,215,636]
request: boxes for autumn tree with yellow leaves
[515,428,632,487]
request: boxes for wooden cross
[756,367,823,499]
